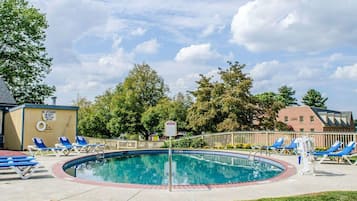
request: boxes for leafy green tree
[108,63,167,139]
[187,61,258,134]
[0,0,55,104]
[187,75,218,133]
[75,89,114,138]
[141,94,191,135]
[278,85,297,106]
[216,61,257,131]
[255,92,285,130]
[302,89,328,108]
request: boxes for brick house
[277,106,355,132]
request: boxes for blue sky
[30,0,357,117]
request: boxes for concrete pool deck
[1,150,357,201]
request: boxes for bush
[161,137,207,149]
[127,134,139,141]
[191,138,207,148]
[242,143,251,149]
[315,147,327,151]
[226,144,234,149]
[235,143,243,149]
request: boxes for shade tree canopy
[0,0,55,104]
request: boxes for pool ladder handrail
[249,145,270,161]
[95,149,105,160]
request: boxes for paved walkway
[1,151,357,201]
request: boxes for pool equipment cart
[165,121,177,192]
[296,136,315,175]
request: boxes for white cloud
[112,35,122,49]
[297,67,320,79]
[46,48,134,104]
[175,43,220,63]
[332,63,357,80]
[131,27,147,36]
[249,60,280,80]
[201,14,226,37]
[32,0,110,64]
[231,0,357,52]
[134,39,160,54]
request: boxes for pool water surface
[64,151,284,186]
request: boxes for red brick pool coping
[0,150,27,156]
[52,150,296,190]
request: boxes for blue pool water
[63,150,284,185]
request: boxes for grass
[250,191,357,201]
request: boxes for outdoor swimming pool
[63,150,285,186]
[63,150,284,185]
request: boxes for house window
[299,116,304,122]
[284,116,288,122]
[310,116,314,122]
[300,128,304,132]
[310,128,315,132]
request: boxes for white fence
[85,137,164,149]
[85,131,357,150]
[189,131,357,149]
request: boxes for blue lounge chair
[313,141,341,156]
[267,137,284,153]
[58,136,80,154]
[0,156,34,163]
[28,137,68,157]
[0,159,39,179]
[281,139,297,154]
[75,136,105,152]
[319,141,356,164]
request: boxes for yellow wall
[22,108,77,150]
[4,108,23,150]
[4,105,78,150]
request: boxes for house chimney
[51,96,57,105]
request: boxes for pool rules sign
[164,121,177,137]
[164,120,176,192]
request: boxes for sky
[29,0,357,117]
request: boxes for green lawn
[250,191,357,201]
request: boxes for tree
[108,63,167,140]
[277,85,297,107]
[302,89,328,108]
[187,75,218,133]
[255,92,285,130]
[187,61,258,133]
[75,90,114,138]
[0,0,55,104]
[216,61,258,131]
[141,95,191,135]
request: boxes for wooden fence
[84,131,357,150]
[189,131,357,149]
[85,137,164,149]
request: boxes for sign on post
[165,121,177,137]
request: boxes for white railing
[188,131,357,149]
[85,137,164,149]
[84,131,357,150]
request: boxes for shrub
[191,138,207,148]
[315,146,327,151]
[127,134,139,141]
[161,137,207,149]
[235,143,243,149]
[226,144,234,149]
[242,143,251,149]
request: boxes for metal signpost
[164,120,177,192]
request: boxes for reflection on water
[65,153,283,185]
